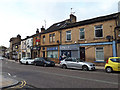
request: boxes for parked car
[60,57,95,71]
[33,57,55,67]
[105,57,120,73]
[20,57,34,65]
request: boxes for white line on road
[8,73,11,76]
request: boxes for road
[1,59,120,89]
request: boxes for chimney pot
[36,28,39,34]
[70,14,77,23]
[41,26,45,32]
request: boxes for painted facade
[21,36,33,58]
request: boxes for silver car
[60,57,95,71]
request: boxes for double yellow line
[15,80,26,88]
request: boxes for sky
[0,0,120,48]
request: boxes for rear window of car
[110,58,120,63]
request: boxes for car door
[71,58,82,69]
[65,59,73,68]
[110,58,120,71]
[66,58,79,69]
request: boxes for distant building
[9,34,21,60]
[0,46,7,57]
[21,36,33,58]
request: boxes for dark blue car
[33,57,55,67]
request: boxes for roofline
[40,12,119,34]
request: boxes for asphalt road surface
[1,59,120,89]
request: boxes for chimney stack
[36,28,39,34]
[70,14,77,23]
[41,26,45,32]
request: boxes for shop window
[96,47,104,61]
[47,51,58,58]
[95,25,103,38]
[61,50,71,57]
[80,28,85,39]
[66,31,71,40]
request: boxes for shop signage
[47,47,58,51]
[60,45,79,50]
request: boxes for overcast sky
[0,0,120,48]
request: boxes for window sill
[49,41,55,43]
[94,37,104,40]
[94,61,105,63]
[65,40,72,43]
[78,39,86,41]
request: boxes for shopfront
[47,46,58,58]
[60,44,80,58]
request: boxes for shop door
[43,51,45,57]
[80,47,85,61]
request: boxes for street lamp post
[114,25,120,57]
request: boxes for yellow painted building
[32,13,120,65]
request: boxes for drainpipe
[59,30,62,57]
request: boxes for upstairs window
[49,33,55,43]
[80,28,85,39]
[43,35,45,43]
[53,33,55,42]
[95,25,103,38]
[49,34,52,42]
[66,30,71,40]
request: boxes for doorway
[43,51,45,57]
[80,47,85,61]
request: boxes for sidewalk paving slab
[0,74,19,89]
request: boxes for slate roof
[41,12,119,34]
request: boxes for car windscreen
[110,58,120,63]
[76,58,84,62]
[27,58,32,60]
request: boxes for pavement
[0,73,19,89]
[1,59,105,89]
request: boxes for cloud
[0,0,120,47]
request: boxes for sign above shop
[47,47,58,51]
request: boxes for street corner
[1,75,19,89]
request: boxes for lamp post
[114,25,120,57]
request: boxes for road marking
[36,70,118,85]
[15,80,27,88]
[7,73,11,76]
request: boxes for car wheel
[26,62,28,65]
[44,63,47,67]
[82,65,88,71]
[62,65,67,69]
[105,67,112,73]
